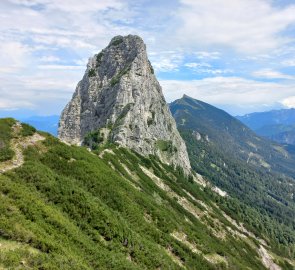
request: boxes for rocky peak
[58,35,191,173]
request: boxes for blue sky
[0,0,295,116]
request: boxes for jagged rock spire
[58,35,191,173]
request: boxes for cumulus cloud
[0,99,33,110]
[281,96,295,108]
[150,51,184,72]
[184,62,232,75]
[0,42,31,73]
[184,63,212,68]
[37,65,85,70]
[1,0,126,54]
[39,56,61,62]
[252,69,294,80]
[177,0,295,53]
[0,66,84,113]
[40,0,123,13]
[194,51,220,60]
[282,59,295,66]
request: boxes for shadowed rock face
[58,35,191,173]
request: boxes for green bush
[155,140,177,153]
[0,118,16,161]
[147,119,153,126]
[113,103,133,128]
[96,52,103,67]
[110,65,131,86]
[88,68,96,77]
[83,130,103,150]
[111,38,123,46]
[0,147,15,162]
[21,123,36,137]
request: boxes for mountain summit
[58,35,191,172]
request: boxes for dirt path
[0,124,45,173]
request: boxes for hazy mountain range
[237,109,295,146]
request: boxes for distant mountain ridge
[237,108,295,145]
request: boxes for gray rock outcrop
[58,35,191,173]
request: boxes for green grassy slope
[0,118,293,269]
[0,118,16,162]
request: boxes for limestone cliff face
[58,35,191,173]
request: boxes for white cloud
[152,59,179,72]
[201,69,232,75]
[0,42,30,73]
[184,62,232,75]
[150,51,183,72]
[44,0,123,13]
[282,59,295,66]
[194,51,220,59]
[176,0,295,53]
[185,62,211,68]
[252,69,294,79]
[0,65,84,113]
[39,55,60,62]
[0,99,33,110]
[37,65,85,70]
[281,96,295,108]
[31,35,96,50]
[1,0,125,55]
[8,0,123,12]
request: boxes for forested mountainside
[170,96,295,259]
[237,109,295,146]
[0,118,294,269]
[171,95,295,177]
